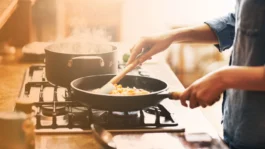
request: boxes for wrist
[162,30,178,43]
[159,28,186,43]
[216,66,231,90]
[170,28,185,42]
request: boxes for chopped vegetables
[122,53,130,63]
[92,84,150,96]
[109,84,150,95]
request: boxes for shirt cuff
[204,16,235,52]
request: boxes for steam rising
[65,28,112,43]
[49,0,115,54]
[50,28,113,54]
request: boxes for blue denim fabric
[204,0,265,149]
[204,13,235,52]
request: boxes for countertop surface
[0,45,227,149]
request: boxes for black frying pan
[70,74,181,111]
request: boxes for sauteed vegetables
[93,84,150,95]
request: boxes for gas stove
[16,63,185,134]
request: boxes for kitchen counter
[0,48,227,149]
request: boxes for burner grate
[33,98,179,129]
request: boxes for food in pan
[110,84,150,95]
[92,84,150,95]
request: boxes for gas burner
[72,106,88,113]
[70,107,89,124]
[144,105,174,122]
[41,105,67,116]
[39,115,66,126]
[93,110,141,128]
[111,111,138,117]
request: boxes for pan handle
[157,91,182,100]
[68,56,105,68]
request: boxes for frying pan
[70,74,181,111]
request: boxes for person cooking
[127,1,265,149]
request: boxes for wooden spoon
[99,48,149,94]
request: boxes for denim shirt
[205,0,265,149]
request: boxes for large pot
[45,42,118,87]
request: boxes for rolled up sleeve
[204,13,236,52]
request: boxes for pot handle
[68,56,105,68]
[158,91,183,100]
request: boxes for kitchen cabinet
[0,0,35,47]
[0,0,18,29]
[166,25,224,87]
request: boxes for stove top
[16,63,185,134]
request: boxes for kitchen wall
[121,0,235,41]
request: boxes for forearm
[219,66,265,91]
[168,24,219,44]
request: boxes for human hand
[127,33,175,65]
[179,69,226,109]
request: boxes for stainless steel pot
[45,42,118,87]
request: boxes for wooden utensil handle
[109,60,139,84]
[170,91,183,99]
